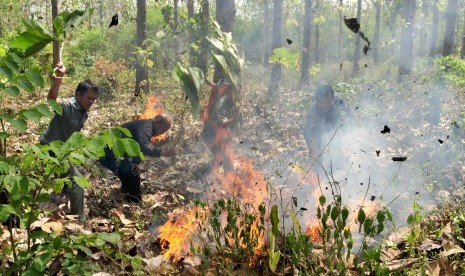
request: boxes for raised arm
[47,62,66,101]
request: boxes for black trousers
[99,149,141,203]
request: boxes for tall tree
[338,0,343,62]
[314,0,320,63]
[443,0,458,56]
[418,0,429,57]
[352,0,361,75]
[187,0,194,63]
[461,13,465,58]
[262,0,272,67]
[135,0,148,97]
[173,0,180,61]
[398,0,416,82]
[373,1,381,64]
[51,0,60,66]
[299,0,312,87]
[267,0,283,96]
[214,0,236,82]
[429,0,439,57]
[199,0,210,74]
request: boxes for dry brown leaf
[386,258,419,272]
[111,209,136,226]
[439,241,465,257]
[41,220,63,234]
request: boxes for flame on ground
[138,96,168,143]
[157,206,206,259]
[306,221,323,243]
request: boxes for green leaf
[0,204,17,222]
[5,85,20,96]
[174,63,204,117]
[342,207,349,221]
[11,118,27,132]
[5,59,20,72]
[10,19,54,57]
[331,207,340,221]
[66,132,84,148]
[97,232,121,244]
[33,253,52,272]
[21,109,42,124]
[15,76,34,92]
[27,68,44,87]
[47,99,62,115]
[122,139,141,157]
[35,104,53,118]
[63,10,92,37]
[270,205,279,236]
[0,66,13,80]
[319,195,326,206]
[357,208,366,224]
[74,244,92,256]
[0,132,9,139]
[53,179,65,193]
[0,83,5,90]
[0,45,6,58]
[53,236,62,249]
[269,47,300,70]
[73,176,89,189]
[376,211,386,223]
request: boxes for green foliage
[207,21,244,94]
[269,47,300,71]
[268,205,280,272]
[174,63,205,117]
[191,199,266,273]
[436,56,465,90]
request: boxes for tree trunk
[99,0,104,28]
[429,0,439,57]
[174,0,180,62]
[267,0,283,96]
[352,0,361,75]
[338,0,343,63]
[418,0,429,57]
[51,0,60,66]
[443,0,458,56]
[135,0,148,97]
[299,0,312,87]
[262,0,272,67]
[398,0,416,82]
[373,1,381,64]
[314,0,320,63]
[187,0,194,63]
[214,0,236,83]
[199,0,210,74]
[461,13,465,58]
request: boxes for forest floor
[2,69,465,275]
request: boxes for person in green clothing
[40,62,98,221]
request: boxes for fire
[157,206,206,259]
[306,221,323,243]
[138,96,168,143]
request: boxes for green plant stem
[1,118,6,157]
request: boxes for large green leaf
[21,109,42,124]
[63,10,91,36]
[27,67,44,87]
[5,86,20,97]
[0,66,13,80]
[174,63,204,117]
[0,204,17,222]
[35,104,53,118]
[122,139,141,158]
[11,118,27,132]
[15,76,34,93]
[10,19,54,57]
[47,99,62,115]
[269,47,300,70]
[73,176,89,189]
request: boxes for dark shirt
[40,97,87,144]
[303,96,349,153]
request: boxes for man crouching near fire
[303,84,350,175]
[99,114,173,203]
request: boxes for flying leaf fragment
[370,195,376,201]
[286,38,292,45]
[392,156,407,162]
[109,14,118,28]
[344,16,371,55]
[381,125,390,134]
[376,150,380,156]
[292,196,297,207]
[438,139,443,144]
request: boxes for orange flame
[158,206,206,259]
[306,221,323,243]
[139,96,168,143]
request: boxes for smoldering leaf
[392,156,407,162]
[286,38,293,45]
[438,139,443,144]
[344,17,360,33]
[292,196,297,207]
[370,195,376,201]
[109,14,118,28]
[376,150,380,157]
[381,125,391,134]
